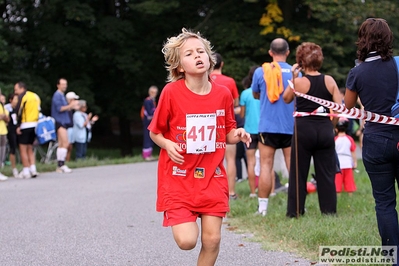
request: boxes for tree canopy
[1,0,398,155]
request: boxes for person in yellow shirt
[0,96,10,181]
[14,82,41,179]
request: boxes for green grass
[226,161,383,262]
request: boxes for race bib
[186,113,216,154]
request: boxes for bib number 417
[186,113,216,154]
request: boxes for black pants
[235,142,247,180]
[287,118,337,217]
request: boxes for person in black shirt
[345,18,399,259]
[4,93,19,178]
[283,42,341,218]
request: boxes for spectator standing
[0,94,6,105]
[14,82,40,179]
[253,149,284,195]
[4,93,19,178]
[211,53,241,200]
[73,100,98,159]
[0,94,9,181]
[51,78,78,173]
[345,18,399,254]
[141,85,158,161]
[334,118,357,196]
[148,28,250,266]
[251,38,295,216]
[65,91,79,161]
[283,42,341,217]
[235,115,247,183]
[240,66,260,197]
[84,103,98,146]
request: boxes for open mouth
[196,60,204,66]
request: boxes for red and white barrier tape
[294,111,354,118]
[287,80,399,126]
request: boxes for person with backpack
[14,82,41,179]
[141,85,158,161]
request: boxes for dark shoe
[229,194,238,200]
[274,183,288,193]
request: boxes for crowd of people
[147,17,399,265]
[0,78,98,181]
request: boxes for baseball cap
[66,91,79,100]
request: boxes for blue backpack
[391,56,399,118]
[36,113,56,144]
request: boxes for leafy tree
[1,0,398,156]
[259,0,399,86]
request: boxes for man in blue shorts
[251,38,296,216]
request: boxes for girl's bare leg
[197,215,222,266]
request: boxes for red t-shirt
[148,79,237,213]
[210,73,239,100]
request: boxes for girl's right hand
[164,140,184,165]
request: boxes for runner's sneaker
[31,171,39,178]
[56,165,72,173]
[229,194,238,200]
[17,171,31,179]
[12,168,19,178]
[0,173,8,181]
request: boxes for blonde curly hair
[162,28,216,82]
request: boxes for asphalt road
[0,162,323,266]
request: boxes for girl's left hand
[235,128,252,148]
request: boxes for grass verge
[226,160,382,262]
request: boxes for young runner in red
[148,28,251,266]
